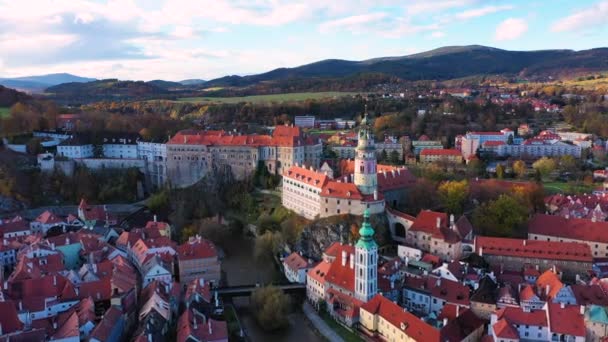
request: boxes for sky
[0,0,607,81]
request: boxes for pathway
[302,302,344,342]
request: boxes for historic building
[166,126,321,187]
[306,210,379,326]
[282,111,415,219]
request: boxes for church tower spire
[355,209,378,302]
[354,105,378,195]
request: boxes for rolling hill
[0,73,96,92]
[203,45,608,87]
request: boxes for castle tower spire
[354,105,377,195]
[354,209,378,302]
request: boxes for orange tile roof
[321,181,362,199]
[35,210,63,225]
[307,261,331,285]
[325,253,355,292]
[475,236,592,263]
[536,269,563,299]
[361,294,440,341]
[492,318,519,339]
[284,165,329,188]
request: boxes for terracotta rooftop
[547,302,586,337]
[420,148,461,156]
[361,294,439,341]
[284,165,329,189]
[528,213,608,243]
[475,236,593,262]
[177,236,218,260]
[284,252,311,271]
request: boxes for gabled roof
[496,306,547,327]
[185,278,212,304]
[492,318,519,339]
[325,252,355,292]
[307,261,331,285]
[440,308,485,341]
[536,269,563,299]
[35,210,63,225]
[284,165,329,189]
[89,306,123,341]
[177,309,228,342]
[283,252,311,271]
[51,311,79,340]
[361,294,439,341]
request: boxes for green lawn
[542,181,598,195]
[0,107,10,118]
[177,92,358,104]
[320,311,363,342]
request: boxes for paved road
[302,302,344,342]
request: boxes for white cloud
[319,13,388,33]
[454,5,513,20]
[430,31,446,39]
[406,0,474,15]
[551,1,608,32]
[494,18,528,41]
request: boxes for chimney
[373,190,378,201]
[436,278,441,287]
[449,214,455,226]
[193,315,198,329]
[546,284,550,296]
[479,247,483,257]
[53,321,57,329]
[436,217,441,228]
[53,275,57,286]
[580,305,585,315]
[344,176,348,183]
[443,318,448,327]
[2,239,6,246]
[208,319,213,335]
[3,281,6,290]
[349,253,354,269]
[19,301,22,311]
[560,302,565,309]
[523,240,527,246]
[154,215,157,222]
[456,305,460,318]
[342,251,347,267]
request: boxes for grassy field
[542,181,598,195]
[177,91,358,104]
[0,107,10,118]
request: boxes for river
[221,235,323,342]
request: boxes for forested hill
[0,86,31,107]
[204,45,608,87]
[45,79,175,104]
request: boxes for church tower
[354,106,378,195]
[355,209,378,302]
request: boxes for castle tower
[354,107,378,195]
[355,209,378,302]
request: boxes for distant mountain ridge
[203,45,608,87]
[0,73,96,92]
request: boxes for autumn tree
[437,180,469,216]
[532,157,557,180]
[404,179,440,215]
[251,286,291,331]
[496,164,505,179]
[473,194,528,237]
[513,160,527,179]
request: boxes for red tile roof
[273,125,301,137]
[78,277,112,301]
[321,181,363,199]
[284,252,310,271]
[492,318,518,339]
[571,284,608,306]
[89,306,122,341]
[528,213,608,243]
[51,311,79,340]
[496,306,548,327]
[361,294,439,341]
[547,302,585,337]
[475,236,592,263]
[307,261,331,285]
[0,219,30,235]
[420,149,461,156]
[177,310,228,342]
[0,301,24,334]
[325,253,355,292]
[177,236,218,260]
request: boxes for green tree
[254,231,283,261]
[437,180,469,216]
[558,155,578,174]
[496,164,505,179]
[513,160,527,179]
[466,158,485,178]
[532,157,557,180]
[473,194,528,237]
[389,150,400,164]
[251,286,291,331]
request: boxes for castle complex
[281,110,415,220]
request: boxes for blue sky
[0,0,607,81]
